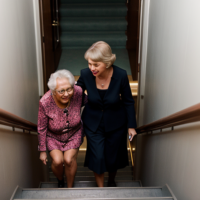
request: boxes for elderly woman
[77,41,137,187]
[37,69,86,188]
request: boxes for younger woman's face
[88,58,107,77]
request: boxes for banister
[0,108,37,132]
[136,103,200,133]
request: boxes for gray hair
[84,41,116,68]
[47,69,75,91]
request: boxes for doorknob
[52,20,59,26]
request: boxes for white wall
[0,1,46,199]
[137,0,200,199]
[0,0,40,123]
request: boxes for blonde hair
[84,41,116,68]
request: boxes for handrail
[136,103,200,133]
[128,141,134,167]
[0,108,37,132]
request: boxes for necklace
[98,68,112,88]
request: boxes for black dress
[77,65,137,174]
[84,89,129,174]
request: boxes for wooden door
[39,0,62,92]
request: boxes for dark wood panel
[39,0,62,92]
[128,50,138,81]
[126,0,141,81]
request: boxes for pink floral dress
[37,85,86,152]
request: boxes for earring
[106,65,109,69]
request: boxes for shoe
[57,178,65,188]
[107,181,117,187]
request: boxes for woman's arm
[120,71,137,140]
[76,71,86,92]
[82,92,88,106]
[37,101,48,164]
[37,101,48,151]
[76,71,88,106]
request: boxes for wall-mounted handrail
[0,108,37,132]
[136,103,200,133]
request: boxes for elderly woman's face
[53,78,74,105]
[88,58,107,77]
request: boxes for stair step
[14,198,175,200]
[50,176,133,181]
[60,32,127,49]
[60,17,127,32]
[60,4,127,18]
[11,185,176,199]
[39,180,142,188]
[49,171,132,177]
[49,165,133,172]
[61,0,126,4]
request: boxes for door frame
[33,0,44,97]
[33,0,62,95]
[137,0,150,126]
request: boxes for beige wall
[0,127,48,200]
[0,0,40,123]
[0,1,46,199]
[137,0,200,199]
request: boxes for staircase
[57,0,132,76]
[10,151,177,200]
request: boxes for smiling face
[88,58,107,77]
[53,78,74,106]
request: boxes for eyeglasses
[55,87,74,95]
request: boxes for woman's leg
[63,148,79,188]
[84,126,107,187]
[49,149,64,180]
[108,171,117,182]
[107,171,117,186]
[94,172,104,187]
[105,127,129,186]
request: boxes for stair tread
[61,0,126,4]
[60,18,127,31]
[60,32,126,48]
[50,176,133,181]
[16,198,174,200]
[60,3,127,7]
[39,180,142,188]
[61,31,126,35]
[49,166,133,172]
[60,4,127,17]
[61,17,126,20]
[20,186,173,199]
[49,171,132,178]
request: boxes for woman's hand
[128,128,137,141]
[40,151,48,165]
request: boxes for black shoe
[107,181,117,187]
[57,178,65,188]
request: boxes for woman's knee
[64,156,76,167]
[51,155,63,167]
[64,149,78,167]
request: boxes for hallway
[57,0,131,75]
